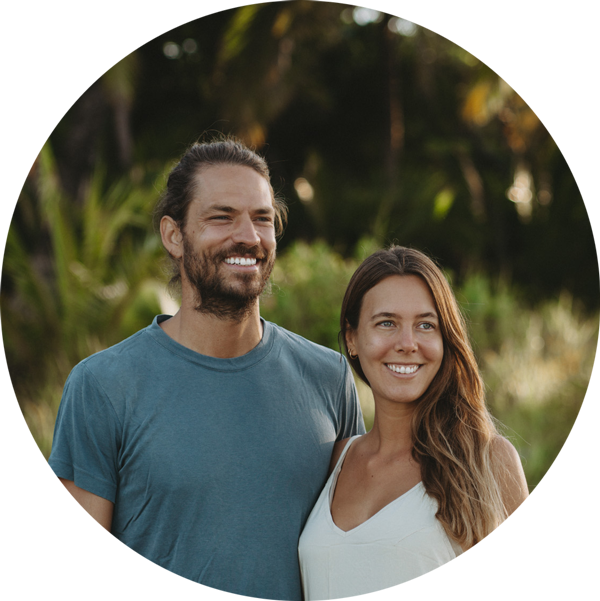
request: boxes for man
[49,138,365,600]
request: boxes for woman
[298,246,529,599]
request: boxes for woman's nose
[395,327,417,352]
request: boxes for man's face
[180,164,277,320]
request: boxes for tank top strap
[333,434,363,472]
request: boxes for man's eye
[378,321,394,327]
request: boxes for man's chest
[113,373,339,506]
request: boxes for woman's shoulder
[490,434,526,488]
[490,435,521,461]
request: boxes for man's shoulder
[267,321,346,369]
[73,323,155,379]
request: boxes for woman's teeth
[386,364,419,374]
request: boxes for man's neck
[159,301,264,359]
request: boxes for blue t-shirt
[49,316,365,600]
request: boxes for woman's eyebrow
[369,311,438,321]
[370,312,396,320]
[416,312,438,319]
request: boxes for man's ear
[160,216,184,259]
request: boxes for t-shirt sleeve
[48,363,122,503]
[336,356,366,440]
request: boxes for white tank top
[299,435,463,600]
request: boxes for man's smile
[224,256,258,266]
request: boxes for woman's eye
[419,322,435,330]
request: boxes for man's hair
[154,136,287,290]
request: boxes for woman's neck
[364,399,416,458]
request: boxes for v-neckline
[328,436,423,535]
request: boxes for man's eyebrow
[205,204,237,214]
[203,205,275,215]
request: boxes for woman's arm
[480,436,533,601]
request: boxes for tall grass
[462,280,597,488]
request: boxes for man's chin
[220,268,271,292]
[192,287,260,321]
[222,283,268,302]
[197,276,268,307]
[184,259,274,318]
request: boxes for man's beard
[182,236,275,322]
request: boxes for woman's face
[347,275,444,407]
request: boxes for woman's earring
[348,349,358,359]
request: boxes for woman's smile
[346,274,444,406]
[385,363,420,375]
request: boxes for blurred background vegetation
[1,2,597,491]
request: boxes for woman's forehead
[361,275,437,317]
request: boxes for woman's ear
[160,216,184,260]
[345,325,358,358]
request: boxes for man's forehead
[189,164,274,212]
[194,201,276,215]
[193,163,268,186]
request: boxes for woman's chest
[330,454,422,532]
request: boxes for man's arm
[48,478,113,601]
[338,357,366,438]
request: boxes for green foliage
[458,272,525,356]
[261,240,358,350]
[2,143,165,453]
[460,275,597,409]
[46,2,597,306]
[457,274,597,488]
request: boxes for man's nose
[232,215,261,246]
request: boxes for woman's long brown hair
[340,246,506,548]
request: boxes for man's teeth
[224,257,257,266]
[386,364,419,374]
